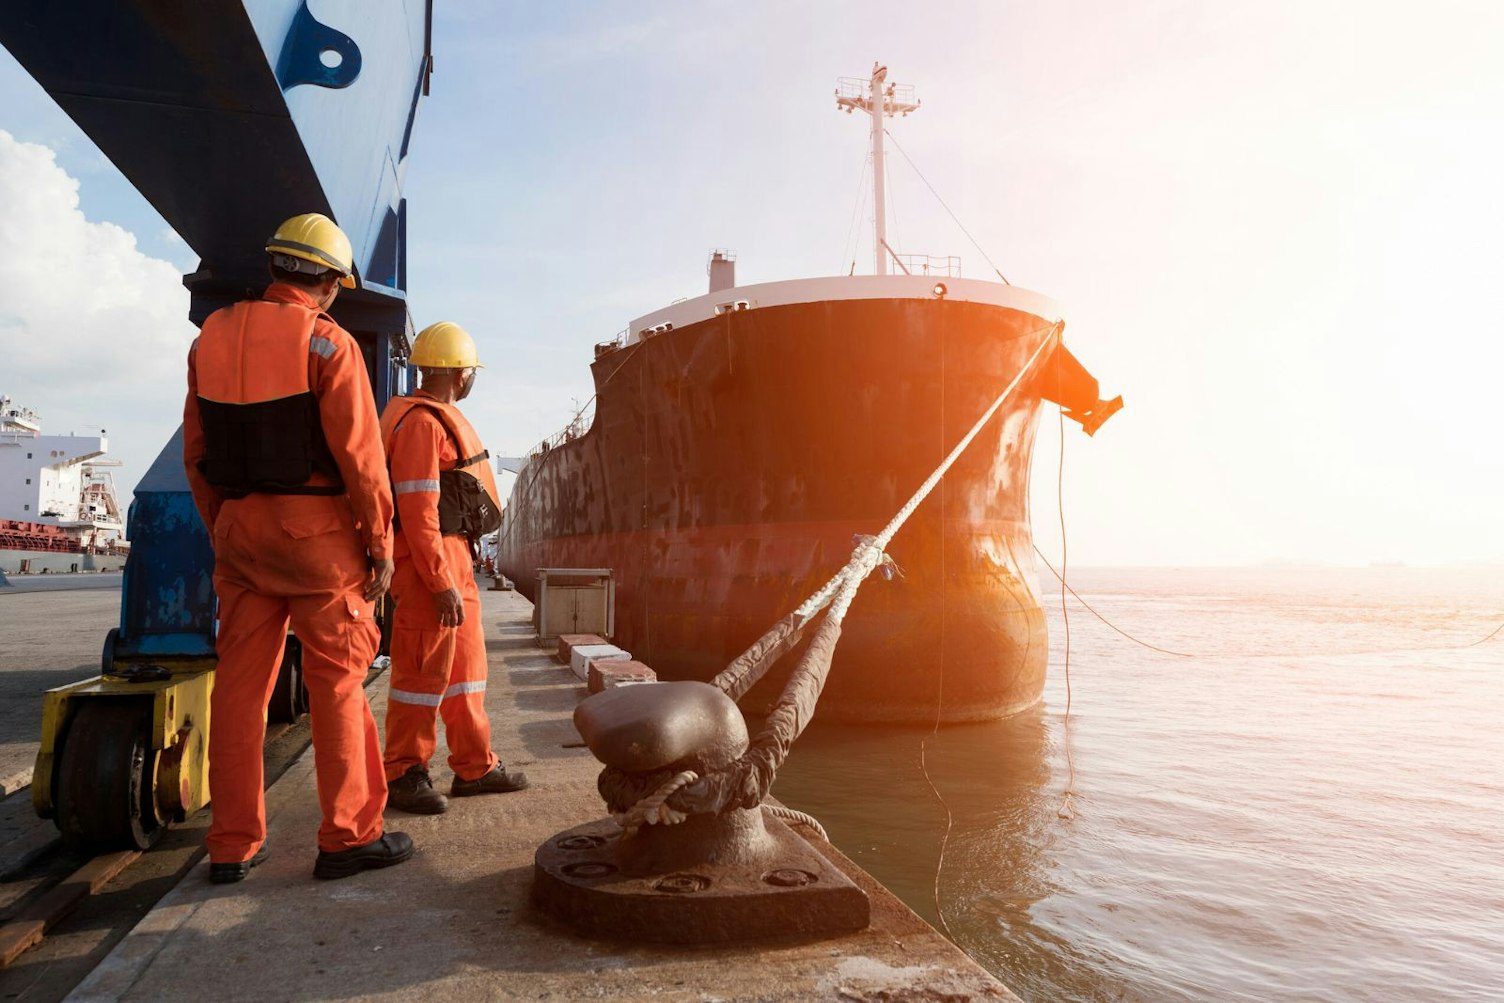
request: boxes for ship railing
[526,399,596,463]
[0,523,84,554]
[594,327,630,359]
[891,253,961,278]
[835,77,867,102]
[81,469,125,526]
[835,77,917,108]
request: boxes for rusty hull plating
[498,292,1075,724]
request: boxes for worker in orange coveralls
[379,321,528,814]
[183,213,414,882]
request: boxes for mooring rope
[764,805,829,842]
[613,769,698,837]
[1055,407,1079,822]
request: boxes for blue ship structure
[0,0,432,666]
[0,1,434,846]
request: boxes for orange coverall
[379,392,498,783]
[183,283,393,863]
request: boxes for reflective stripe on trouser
[383,539,497,783]
[206,495,386,861]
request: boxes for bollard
[532,681,868,944]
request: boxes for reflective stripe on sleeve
[309,335,337,359]
[388,688,443,707]
[394,478,441,494]
[443,680,486,701]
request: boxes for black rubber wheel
[100,627,119,673]
[55,700,163,852]
[267,635,309,724]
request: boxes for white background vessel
[0,396,128,573]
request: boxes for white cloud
[0,130,194,505]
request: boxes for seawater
[772,566,1504,1002]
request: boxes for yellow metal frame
[33,667,215,823]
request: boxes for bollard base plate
[533,808,869,944]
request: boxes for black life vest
[194,300,343,497]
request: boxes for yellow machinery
[34,667,213,851]
[32,636,307,850]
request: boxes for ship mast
[836,63,920,275]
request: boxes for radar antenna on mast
[835,63,920,276]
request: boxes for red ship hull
[498,294,1058,723]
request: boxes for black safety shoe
[386,764,449,815]
[450,765,530,797]
[209,842,270,884]
[313,832,415,880]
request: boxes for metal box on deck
[535,568,614,643]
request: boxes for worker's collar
[264,282,324,310]
[412,387,458,405]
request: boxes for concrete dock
[66,589,1014,1001]
[0,585,117,797]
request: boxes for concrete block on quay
[586,658,657,694]
[554,632,606,665]
[569,643,628,681]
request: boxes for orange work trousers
[207,494,386,862]
[383,536,496,783]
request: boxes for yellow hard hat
[410,321,484,368]
[265,212,357,289]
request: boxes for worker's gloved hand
[434,587,465,628]
[364,557,394,601]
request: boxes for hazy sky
[2,1,1501,567]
